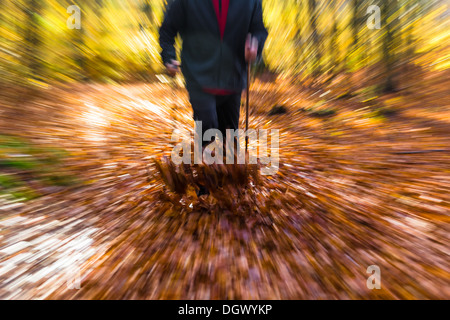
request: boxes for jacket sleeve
[159,0,185,66]
[249,0,268,61]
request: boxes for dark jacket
[159,0,268,92]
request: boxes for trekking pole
[170,76,178,132]
[245,62,251,157]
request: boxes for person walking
[160,0,267,144]
[159,0,268,195]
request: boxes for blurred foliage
[0,0,167,86]
[0,0,448,89]
[0,134,78,201]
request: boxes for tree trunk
[294,0,304,74]
[330,15,339,73]
[308,0,321,77]
[71,1,88,81]
[380,0,399,93]
[23,0,42,81]
[351,0,359,50]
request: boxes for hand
[165,59,180,77]
[245,34,258,63]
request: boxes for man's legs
[188,89,242,147]
[187,89,218,196]
[216,92,242,160]
[187,90,242,195]
[187,89,218,148]
[216,92,242,135]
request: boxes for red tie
[212,0,229,40]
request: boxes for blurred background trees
[0,0,448,89]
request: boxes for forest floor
[0,71,449,299]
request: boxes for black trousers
[187,88,242,148]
